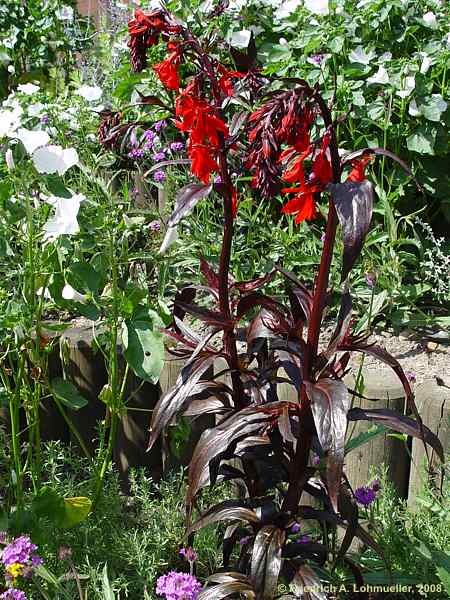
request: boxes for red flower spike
[282,147,313,184]
[154,44,182,90]
[347,154,373,182]
[310,134,332,186]
[281,187,318,224]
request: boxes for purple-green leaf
[250,525,285,600]
[168,183,213,228]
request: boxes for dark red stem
[283,93,342,514]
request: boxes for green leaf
[62,497,92,528]
[50,378,88,410]
[102,564,116,600]
[45,175,72,198]
[345,424,387,454]
[406,126,436,155]
[32,486,65,523]
[122,320,164,383]
[421,94,448,122]
[69,261,101,294]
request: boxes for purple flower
[365,272,376,288]
[153,151,166,162]
[170,142,184,152]
[179,547,198,562]
[1,536,38,567]
[156,571,202,600]
[406,371,417,383]
[320,233,326,242]
[371,479,381,493]
[239,536,251,546]
[311,453,320,466]
[354,486,377,506]
[154,170,166,183]
[128,148,145,159]
[149,220,162,232]
[154,120,167,132]
[0,590,28,600]
[214,175,222,184]
[31,554,43,567]
[299,534,311,544]
[311,54,324,66]
[291,523,301,534]
[40,115,49,125]
[143,130,156,149]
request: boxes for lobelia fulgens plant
[125,6,445,598]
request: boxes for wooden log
[343,369,410,498]
[407,379,450,509]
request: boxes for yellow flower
[6,562,23,579]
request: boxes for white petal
[75,85,103,102]
[17,83,40,95]
[274,0,302,19]
[0,105,23,137]
[408,99,421,117]
[16,128,50,154]
[423,11,437,28]
[304,0,329,15]
[230,29,252,48]
[420,55,432,74]
[349,46,377,65]
[5,149,14,170]
[367,66,390,85]
[396,75,415,98]
[62,284,87,304]
[159,227,178,255]
[27,102,46,117]
[43,193,85,240]
[55,5,74,20]
[36,287,52,299]
[32,145,79,175]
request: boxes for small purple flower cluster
[154,120,167,132]
[290,523,311,544]
[154,170,166,183]
[1,536,41,569]
[128,148,145,159]
[156,571,202,600]
[153,151,166,162]
[0,590,27,600]
[354,479,381,506]
[170,141,184,152]
[149,220,162,232]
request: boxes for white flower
[423,11,437,28]
[396,75,415,98]
[16,128,50,154]
[43,193,85,241]
[5,149,15,171]
[408,99,421,117]
[55,5,74,21]
[75,85,103,102]
[349,46,377,65]
[32,145,79,175]
[27,102,47,117]
[36,287,52,300]
[229,29,252,48]
[0,105,23,137]
[62,284,88,304]
[159,226,179,255]
[274,0,302,19]
[17,83,40,95]
[304,0,328,15]
[420,55,432,75]
[367,66,390,85]
[446,32,450,50]
[279,37,289,46]
[377,52,392,63]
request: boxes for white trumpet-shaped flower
[367,66,390,85]
[36,287,52,300]
[32,145,79,175]
[43,193,85,241]
[17,83,40,95]
[16,128,50,154]
[75,85,103,102]
[304,0,328,15]
[0,104,23,137]
[62,284,87,304]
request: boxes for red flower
[310,134,332,186]
[154,43,181,90]
[189,144,219,184]
[175,88,229,184]
[347,154,373,182]
[127,9,180,72]
[281,185,319,224]
[217,66,245,97]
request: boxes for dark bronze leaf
[304,379,351,512]
[328,180,374,281]
[348,407,444,461]
[290,564,327,600]
[168,183,213,228]
[188,500,260,536]
[198,578,255,600]
[250,525,285,600]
